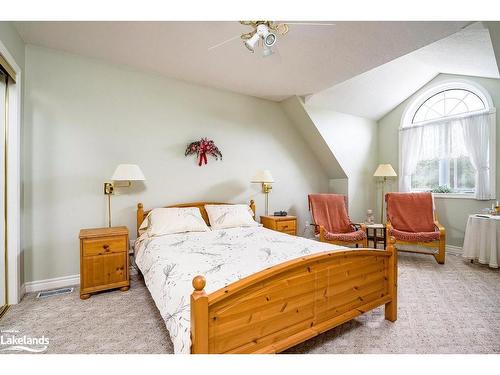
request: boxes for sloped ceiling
[306,22,500,120]
[13,21,469,101]
[281,96,346,179]
[487,22,500,74]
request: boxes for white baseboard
[446,245,463,255]
[23,274,80,294]
[22,265,138,295]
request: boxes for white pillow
[205,204,258,230]
[146,207,210,236]
[138,216,149,236]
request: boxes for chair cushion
[308,194,352,233]
[391,228,440,242]
[386,192,435,233]
[324,229,367,243]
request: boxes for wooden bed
[137,200,398,354]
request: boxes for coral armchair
[385,192,445,264]
[308,194,368,248]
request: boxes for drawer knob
[103,244,110,252]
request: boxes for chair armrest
[319,225,326,242]
[352,222,366,231]
[386,221,393,237]
[309,223,320,236]
[434,220,445,236]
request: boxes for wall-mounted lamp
[251,170,274,215]
[373,164,397,224]
[104,164,146,227]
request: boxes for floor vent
[37,287,74,298]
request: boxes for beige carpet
[1,252,499,354]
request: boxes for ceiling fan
[208,21,335,57]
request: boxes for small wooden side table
[79,226,130,300]
[365,224,386,249]
[260,215,297,235]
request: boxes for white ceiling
[13,21,470,101]
[306,22,500,120]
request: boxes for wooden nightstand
[79,226,130,300]
[260,215,297,235]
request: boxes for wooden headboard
[136,200,256,236]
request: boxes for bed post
[191,275,209,354]
[384,235,398,322]
[137,203,144,237]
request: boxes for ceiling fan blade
[208,35,242,51]
[285,22,335,26]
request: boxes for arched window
[412,89,486,124]
[400,80,495,199]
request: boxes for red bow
[185,138,223,167]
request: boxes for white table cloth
[462,214,500,268]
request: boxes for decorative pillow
[146,207,210,236]
[205,204,258,230]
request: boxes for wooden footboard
[190,237,397,354]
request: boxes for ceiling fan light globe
[244,33,260,52]
[244,41,254,52]
[263,45,274,57]
[264,33,277,47]
[256,24,269,35]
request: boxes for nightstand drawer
[82,236,127,257]
[276,220,296,232]
[260,215,297,236]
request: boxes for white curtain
[399,111,493,198]
[459,112,491,200]
[399,125,424,192]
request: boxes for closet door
[0,71,6,313]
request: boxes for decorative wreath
[185,138,223,166]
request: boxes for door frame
[0,39,21,304]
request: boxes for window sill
[432,193,476,199]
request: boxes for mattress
[134,226,344,353]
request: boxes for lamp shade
[373,164,397,177]
[251,170,274,183]
[111,164,146,181]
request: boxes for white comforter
[134,226,344,354]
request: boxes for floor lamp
[373,164,397,224]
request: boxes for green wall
[22,45,330,282]
[378,73,500,247]
[305,106,379,223]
